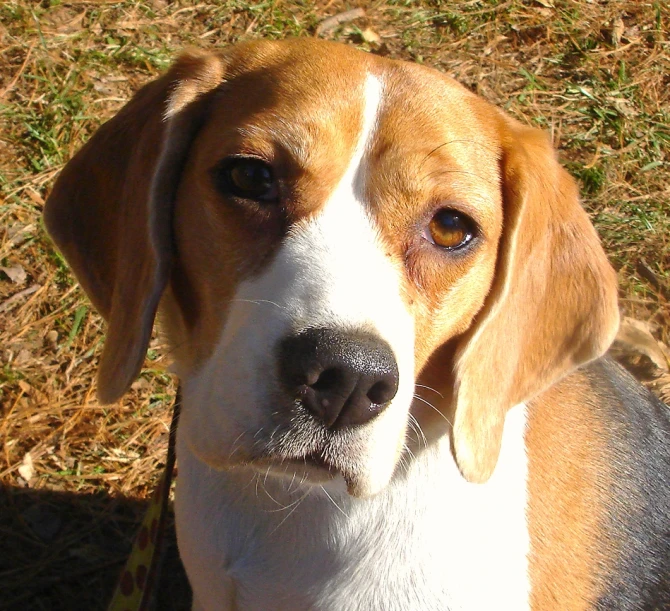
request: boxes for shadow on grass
[0,484,191,611]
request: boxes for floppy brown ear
[451,116,620,483]
[44,50,225,403]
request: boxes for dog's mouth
[257,449,339,480]
[248,443,376,495]
[302,451,336,472]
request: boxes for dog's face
[44,39,619,496]
[170,45,504,496]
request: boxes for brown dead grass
[0,1,669,608]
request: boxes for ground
[0,1,668,609]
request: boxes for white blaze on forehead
[342,72,382,199]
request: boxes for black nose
[278,328,400,428]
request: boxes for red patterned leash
[108,387,181,611]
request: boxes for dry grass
[0,0,668,608]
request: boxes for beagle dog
[44,39,670,610]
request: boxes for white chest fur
[175,405,530,611]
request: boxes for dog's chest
[175,406,530,611]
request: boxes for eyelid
[209,153,275,174]
[224,152,271,163]
[431,199,486,228]
[425,201,482,230]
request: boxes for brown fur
[44,49,228,403]
[448,118,620,482]
[527,369,616,609]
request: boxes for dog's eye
[427,209,475,250]
[214,158,278,202]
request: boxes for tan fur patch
[527,369,617,609]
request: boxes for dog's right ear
[44,50,225,403]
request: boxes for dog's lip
[281,456,374,498]
[287,451,337,473]
[246,449,339,478]
[247,451,375,498]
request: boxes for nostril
[367,380,395,405]
[311,368,341,393]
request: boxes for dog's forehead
[197,41,502,204]
[222,38,376,93]
[220,38,483,109]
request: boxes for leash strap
[108,387,181,611]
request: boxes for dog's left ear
[44,50,225,403]
[451,115,620,483]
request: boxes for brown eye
[428,209,475,250]
[212,157,278,202]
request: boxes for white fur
[176,404,530,611]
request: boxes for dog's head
[44,39,619,495]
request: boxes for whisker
[263,464,272,487]
[264,490,289,510]
[413,394,453,426]
[402,442,416,463]
[415,384,444,398]
[266,491,306,513]
[407,413,428,449]
[240,472,257,493]
[286,471,297,494]
[270,489,312,534]
[320,485,348,518]
[228,431,247,460]
[261,473,298,511]
[229,298,288,312]
[419,139,498,172]
[421,167,497,188]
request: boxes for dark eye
[427,209,476,250]
[213,158,278,202]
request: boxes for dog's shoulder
[528,358,670,609]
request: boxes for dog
[44,38,670,610]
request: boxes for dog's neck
[175,404,531,611]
